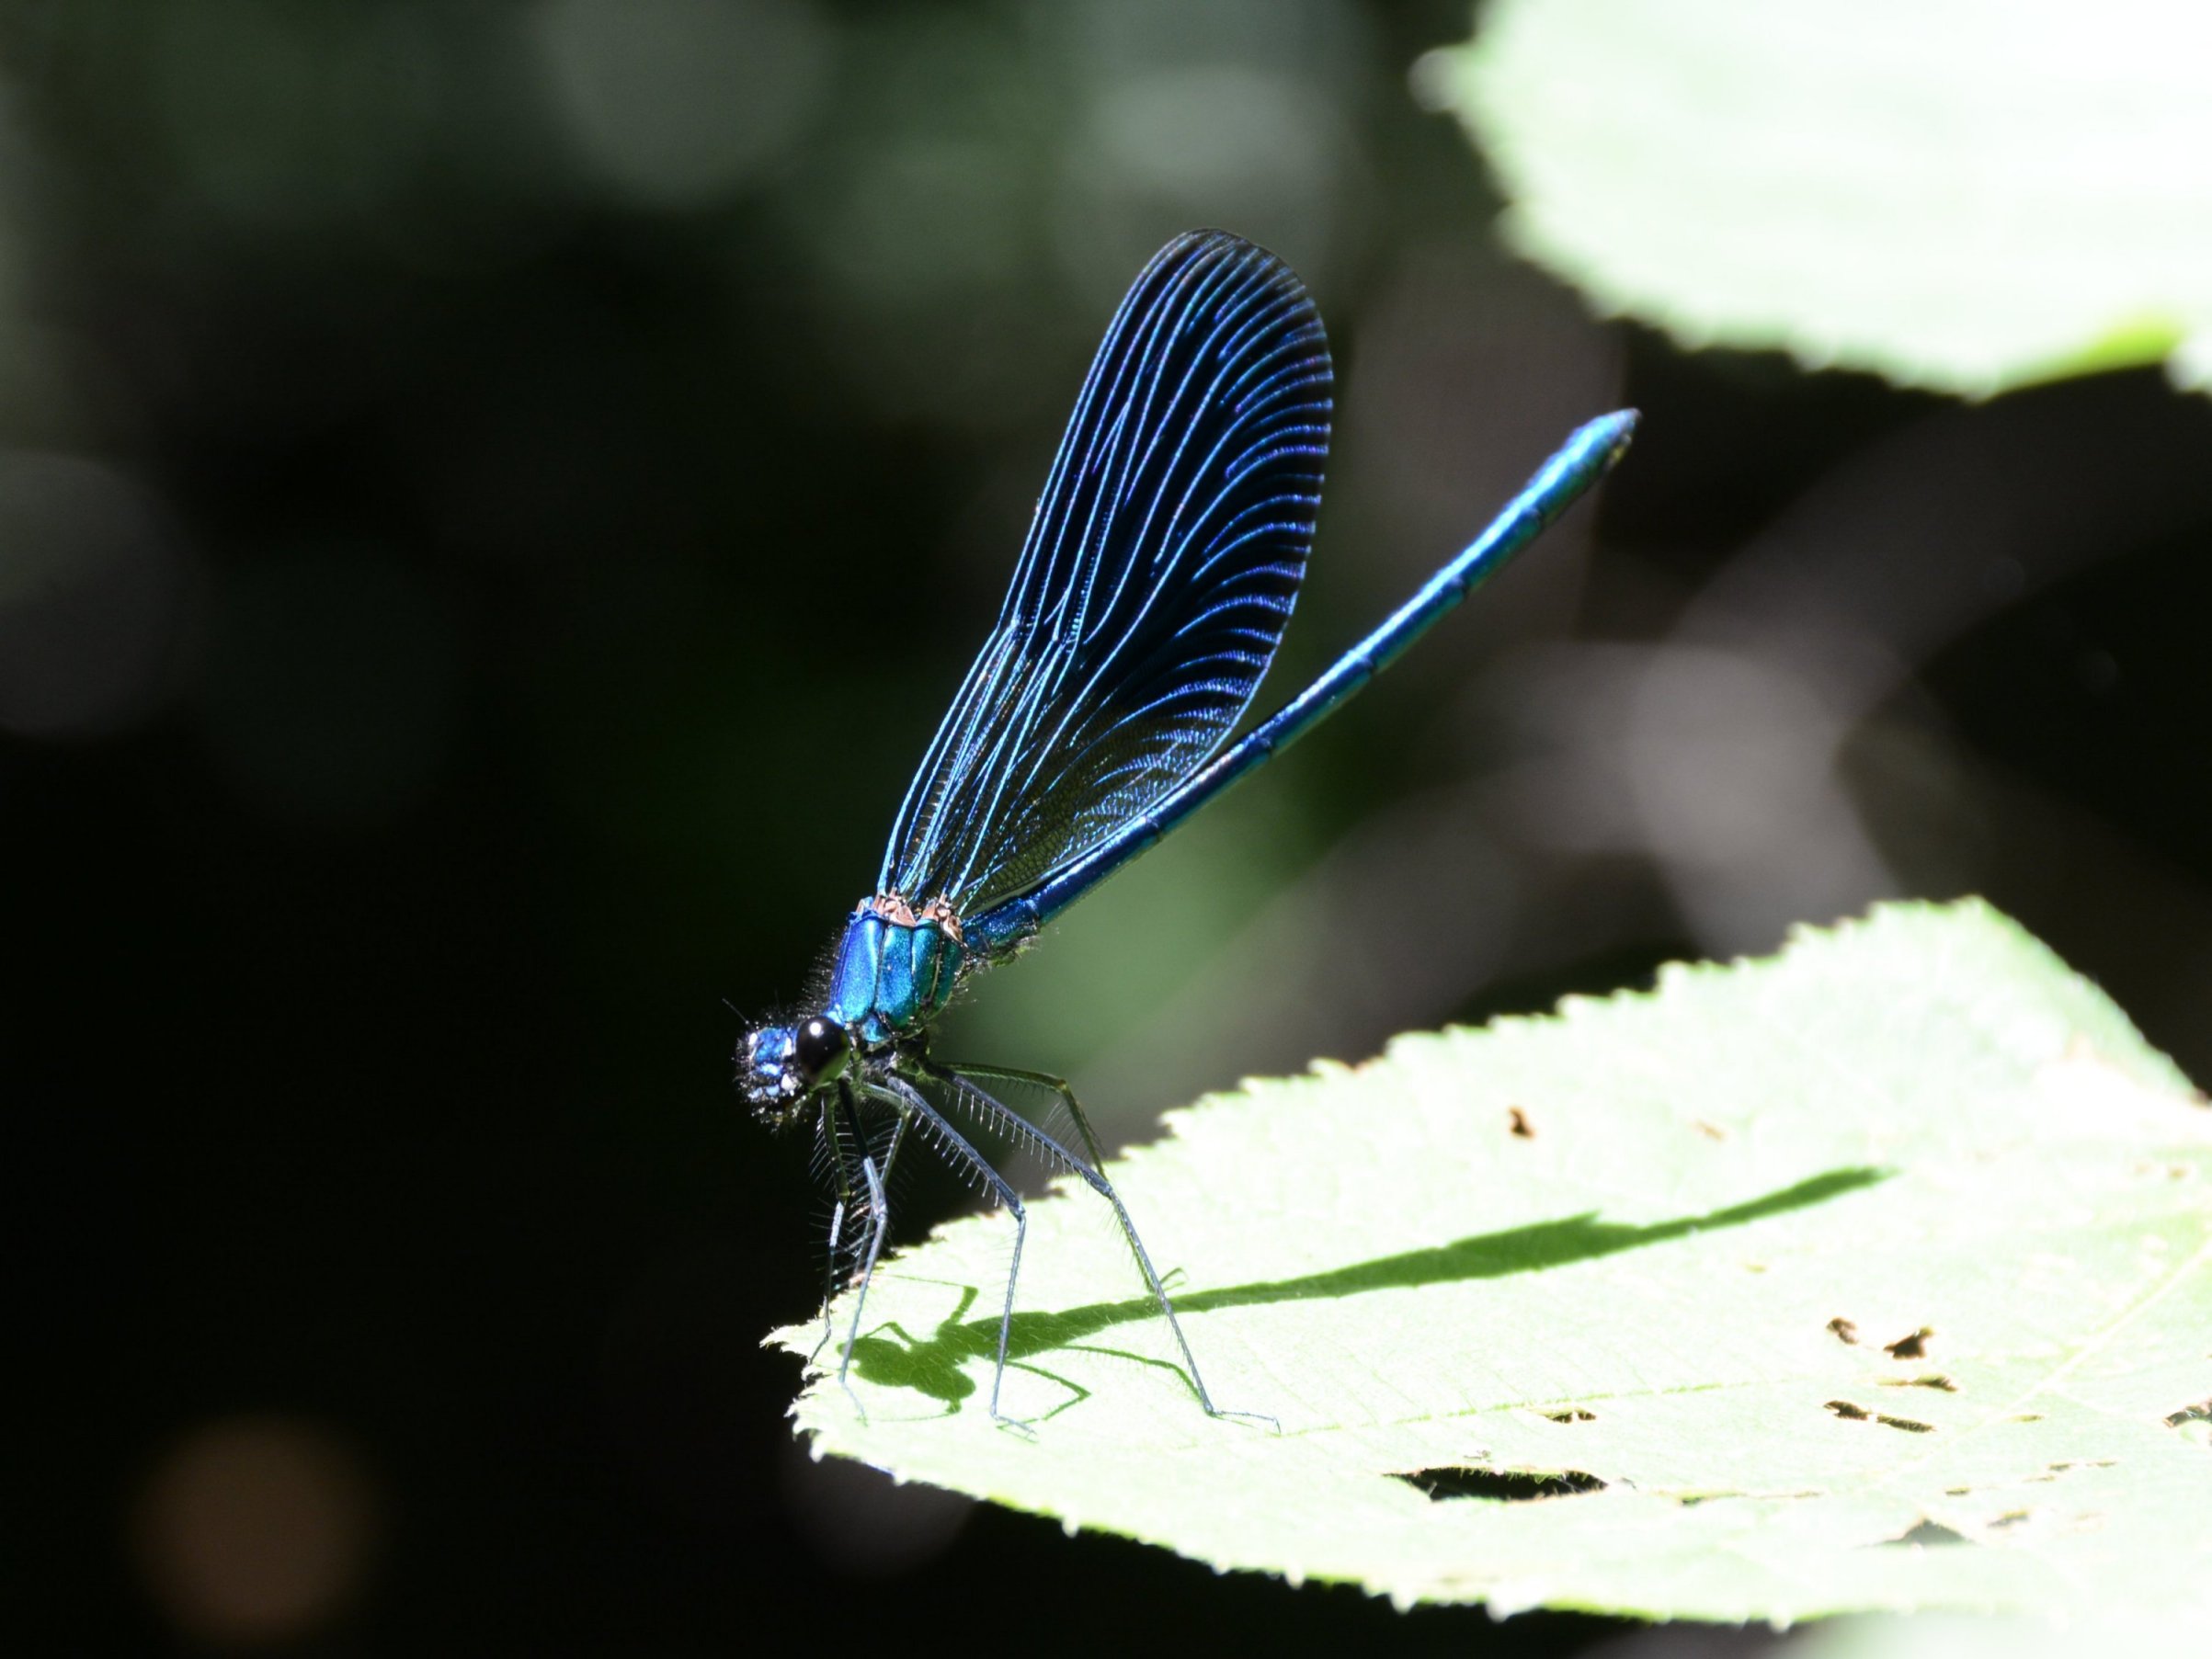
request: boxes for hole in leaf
[1828,1317,1860,1345]
[1884,1327,1934,1359]
[1885,1519,1972,1548]
[1878,1374,1958,1392]
[1507,1107,1536,1139]
[1397,1466,1606,1504]
[2163,1398,2211,1428]
[1826,1401,1933,1432]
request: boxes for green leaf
[1427,0,2212,398]
[773,901,2212,1620]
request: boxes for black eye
[792,1017,849,1083]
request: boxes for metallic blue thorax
[825,895,965,1048]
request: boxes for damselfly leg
[810,1085,906,1371]
[919,1061,1274,1430]
[861,1074,1035,1428]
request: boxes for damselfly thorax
[826,892,965,1047]
[736,893,963,1119]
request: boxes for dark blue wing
[877,230,1332,915]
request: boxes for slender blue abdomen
[824,901,964,1046]
[967,409,1637,953]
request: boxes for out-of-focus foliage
[782,901,2212,1620]
[1434,0,2212,397]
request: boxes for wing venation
[877,231,1332,915]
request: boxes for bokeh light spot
[1058,62,1357,298]
[530,0,831,209]
[131,1415,380,1647]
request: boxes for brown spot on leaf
[1827,1401,1933,1432]
[1507,1107,1535,1139]
[1884,1327,1934,1360]
[1692,1119,1727,1141]
[1543,1408,1595,1424]
[1828,1317,1860,1345]
[1878,1374,1959,1392]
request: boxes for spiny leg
[871,1095,909,1207]
[810,1086,863,1365]
[835,1105,909,1405]
[863,1077,1032,1427]
[923,1060,1271,1428]
[832,1148,889,1420]
[816,1197,848,1365]
[947,1059,1111,1173]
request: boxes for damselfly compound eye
[792,1016,848,1083]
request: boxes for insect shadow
[840,1165,1891,1412]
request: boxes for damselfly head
[738,1021,807,1122]
[738,1015,851,1124]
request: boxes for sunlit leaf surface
[774,902,2212,1619]
[1433,0,2212,397]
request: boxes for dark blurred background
[8,1,2207,1652]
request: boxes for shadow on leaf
[845,1166,1889,1406]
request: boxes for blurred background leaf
[1434,0,2212,396]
